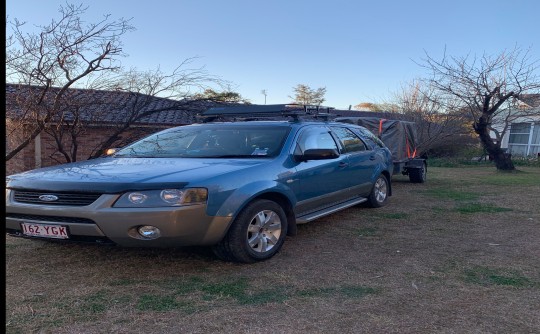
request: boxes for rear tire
[367,175,389,208]
[212,199,287,263]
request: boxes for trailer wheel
[409,163,427,183]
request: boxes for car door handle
[339,162,349,168]
[369,155,376,160]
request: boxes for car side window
[355,128,385,148]
[331,127,368,153]
[296,126,338,153]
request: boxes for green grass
[237,288,290,305]
[201,279,247,296]
[480,171,540,186]
[463,266,537,288]
[420,169,534,215]
[121,277,380,311]
[455,203,513,214]
[428,157,540,168]
[81,291,110,313]
[137,295,196,312]
[423,184,509,214]
[58,276,380,315]
[339,286,379,298]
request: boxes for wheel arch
[381,170,392,196]
[250,192,297,236]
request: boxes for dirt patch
[6,167,540,333]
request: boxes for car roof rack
[198,104,336,122]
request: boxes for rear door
[330,126,379,196]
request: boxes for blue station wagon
[6,105,394,262]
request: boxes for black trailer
[335,117,427,183]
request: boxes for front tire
[212,199,287,263]
[367,174,389,208]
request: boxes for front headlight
[113,188,208,208]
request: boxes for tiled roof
[5,84,218,126]
[518,94,540,108]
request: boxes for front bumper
[5,190,233,247]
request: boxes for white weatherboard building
[500,94,540,157]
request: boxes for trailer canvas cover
[336,117,418,163]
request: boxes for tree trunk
[474,115,515,171]
[491,150,515,170]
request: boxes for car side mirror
[296,148,339,162]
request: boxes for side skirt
[295,197,367,224]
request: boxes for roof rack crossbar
[199,104,335,122]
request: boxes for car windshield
[114,125,291,158]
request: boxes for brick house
[6,84,212,175]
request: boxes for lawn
[5,166,540,333]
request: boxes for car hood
[7,157,270,193]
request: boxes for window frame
[508,122,539,157]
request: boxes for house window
[508,122,539,157]
[531,124,540,156]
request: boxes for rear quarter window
[350,127,385,149]
[330,126,368,153]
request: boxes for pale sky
[6,0,540,109]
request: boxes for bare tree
[6,4,231,164]
[33,62,230,163]
[87,64,225,159]
[289,84,327,105]
[5,3,134,161]
[420,47,540,170]
[393,79,475,156]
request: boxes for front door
[291,126,352,215]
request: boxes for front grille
[6,213,96,225]
[13,190,102,206]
